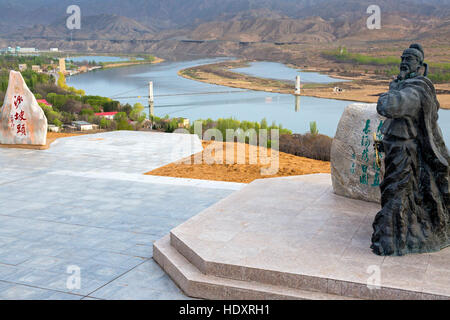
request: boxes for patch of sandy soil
[0,132,85,150]
[146,141,331,184]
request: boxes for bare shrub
[60,99,83,114]
[34,83,67,97]
[279,133,332,161]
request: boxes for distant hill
[9,14,156,41]
[1,0,450,31]
[186,10,450,44]
[1,0,450,59]
[189,16,337,43]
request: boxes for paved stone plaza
[0,131,243,299]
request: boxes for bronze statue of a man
[371,44,450,256]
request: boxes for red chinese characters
[14,110,27,121]
[9,115,15,129]
[13,95,23,109]
[11,95,27,136]
[16,124,26,136]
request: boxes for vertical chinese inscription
[353,119,383,187]
[371,120,384,187]
[360,119,371,185]
[350,152,356,174]
[12,95,27,137]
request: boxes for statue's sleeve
[377,86,421,119]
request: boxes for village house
[95,112,118,120]
[178,118,190,128]
[72,121,95,131]
[41,64,57,72]
[47,124,60,133]
[18,47,38,53]
[31,65,42,73]
[78,65,89,73]
[62,124,77,132]
[37,99,52,107]
[18,64,27,72]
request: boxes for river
[234,61,348,83]
[67,58,450,142]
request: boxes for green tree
[129,103,146,122]
[80,108,94,116]
[57,72,67,89]
[99,117,110,129]
[310,121,319,135]
[260,118,268,129]
[53,119,62,127]
[39,103,62,126]
[114,112,133,130]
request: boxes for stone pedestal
[154,174,450,300]
[331,103,385,203]
[0,70,47,145]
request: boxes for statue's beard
[398,64,410,80]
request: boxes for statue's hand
[374,140,385,153]
[377,93,390,117]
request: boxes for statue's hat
[402,44,424,64]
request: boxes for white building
[72,121,94,131]
[18,47,38,53]
[48,125,60,133]
[31,65,42,72]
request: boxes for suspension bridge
[106,75,301,116]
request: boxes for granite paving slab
[0,131,244,299]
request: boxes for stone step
[169,231,389,300]
[165,174,448,300]
[170,231,447,300]
[154,235,358,300]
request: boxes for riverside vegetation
[0,55,149,130]
[1,54,333,161]
[323,47,450,83]
[185,118,332,161]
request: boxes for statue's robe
[371,76,450,256]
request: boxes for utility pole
[295,75,301,95]
[295,95,300,112]
[148,81,154,118]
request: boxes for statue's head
[399,44,427,80]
